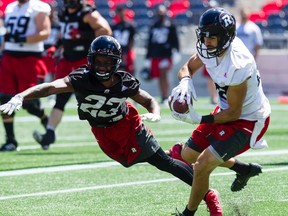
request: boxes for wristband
[180,75,191,80]
[200,115,214,124]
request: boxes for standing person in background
[0,0,51,151]
[145,5,180,105]
[33,0,112,150]
[42,1,61,105]
[236,8,263,59]
[112,5,136,75]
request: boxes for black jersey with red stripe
[58,5,95,61]
[68,66,140,127]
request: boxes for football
[168,96,191,113]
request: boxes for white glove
[187,103,202,124]
[171,111,193,124]
[140,113,161,122]
[171,103,201,124]
[171,77,197,105]
[0,95,23,115]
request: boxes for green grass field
[0,97,287,216]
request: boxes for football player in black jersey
[33,0,112,150]
[0,36,221,212]
[112,5,136,75]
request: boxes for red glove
[45,46,56,57]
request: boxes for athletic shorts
[56,57,87,79]
[186,106,270,162]
[0,53,47,94]
[91,101,160,167]
[150,57,172,78]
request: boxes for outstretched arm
[0,77,74,115]
[18,76,74,100]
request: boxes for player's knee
[1,112,15,119]
[53,93,71,111]
[22,99,44,116]
[182,146,198,163]
[0,93,12,105]
[53,101,66,111]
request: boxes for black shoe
[41,115,48,129]
[0,141,18,152]
[231,163,262,192]
[33,129,55,150]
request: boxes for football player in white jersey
[0,0,51,151]
[170,8,271,216]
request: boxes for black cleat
[231,163,262,192]
[0,141,18,152]
[33,129,55,150]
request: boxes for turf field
[0,97,287,216]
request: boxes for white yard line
[1,166,288,201]
[0,149,287,177]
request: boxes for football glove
[4,33,26,43]
[0,95,23,115]
[44,46,57,57]
[171,104,201,124]
[140,113,161,122]
[171,77,197,105]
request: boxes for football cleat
[169,143,192,167]
[0,141,19,152]
[231,163,262,192]
[204,189,223,216]
[33,129,55,150]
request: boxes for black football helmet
[64,0,83,9]
[87,36,122,80]
[196,7,236,59]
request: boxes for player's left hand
[171,104,201,124]
[0,95,23,115]
[187,103,202,124]
[140,113,161,122]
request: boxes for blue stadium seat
[173,12,192,26]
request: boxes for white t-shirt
[198,37,270,121]
[4,0,51,52]
[236,21,263,56]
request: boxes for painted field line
[0,149,287,177]
[1,166,288,201]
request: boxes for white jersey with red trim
[198,37,270,121]
[4,0,51,52]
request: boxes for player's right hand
[171,77,197,104]
[0,95,23,115]
[4,33,26,43]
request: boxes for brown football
[168,96,190,113]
